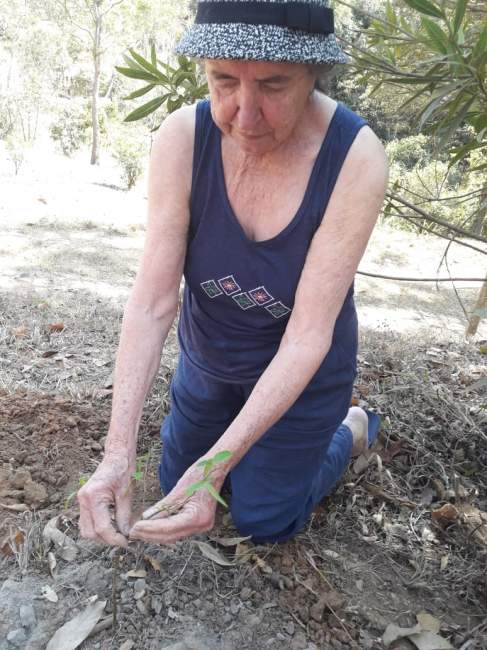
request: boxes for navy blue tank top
[178,99,366,404]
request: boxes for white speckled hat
[176,0,348,65]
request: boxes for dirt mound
[0,390,110,516]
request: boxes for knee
[230,499,304,544]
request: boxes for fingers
[130,502,214,544]
[115,489,133,537]
[78,485,128,548]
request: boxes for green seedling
[186,451,233,507]
[64,474,90,509]
[131,452,149,482]
[144,450,233,519]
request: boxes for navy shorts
[159,353,353,543]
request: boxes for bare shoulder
[147,104,197,225]
[345,125,389,184]
[150,104,196,181]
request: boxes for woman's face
[205,59,316,155]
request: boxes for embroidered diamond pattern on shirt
[248,286,274,306]
[265,302,292,319]
[218,275,241,295]
[201,280,223,298]
[232,292,256,311]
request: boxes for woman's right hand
[77,451,134,547]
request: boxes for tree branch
[357,271,485,283]
[388,193,487,244]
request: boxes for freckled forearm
[209,336,331,474]
[105,300,176,458]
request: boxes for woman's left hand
[128,463,226,544]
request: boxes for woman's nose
[235,87,262,131]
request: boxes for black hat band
[195,1,335,36]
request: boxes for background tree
[334,0,487,334]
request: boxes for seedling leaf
[206,483,228,507]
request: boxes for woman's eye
[263,83,284,93]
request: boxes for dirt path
[1,150,486,649]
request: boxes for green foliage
[386,134,431,168]
[186,451,232,508]
[132,453,149,482]
[50,101,91,156]
[342,0,487,168]
[116,49,208,124]
[5,134,26,175]
[111,131,147,190]
[64,474,90,509]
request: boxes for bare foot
[343,406,369,456]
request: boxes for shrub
[386,135,431,169]
[5,134,26,175]
[111,134,147,190]
[50,100,90,156]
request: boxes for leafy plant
[64,474,90,509]
[111,134,146,190]
[5,135,26,175]
[116,48,208,126]
[144,451,233,520]
[50,102,91,157]
[186,451,233,507]
[132,453,149,482]
[339,0,487,169]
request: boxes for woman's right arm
[77,105,195,546]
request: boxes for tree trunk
[90,1,102,165]
[466,181,487,337]
[470,181,487,237]
[466,274,487,337]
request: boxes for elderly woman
[78,0,388,547]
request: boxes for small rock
[310,598,326,623]
[133,579,146,600]
[19,603,36,628]
[90,441,102,452]
[222,613,232,624]
[290,631,308,650]
[285,622,295,636]
[240,587,251,600]
[10,469,32,489]
[334,629,351,644]
[230,599,239,615]
[121,588,132,603]
[269,573,285,590]
[7,629,27,647]
[151,596,163,614]
[49,492,62,505]
[23,479,48,507]
[136,599,148,615]
[119,641,135,650]
[164,588,175,606]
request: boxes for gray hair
[308,63,336,93]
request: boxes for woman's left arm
[130,126,388,544]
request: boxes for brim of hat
[175,23,348,65]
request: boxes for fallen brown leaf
[12,326,28,339]
[378,439,407,463]
[49,323,65,332]
[0,530,25,556]
[42,350,59,359]
[144,555,161,572]
[432,504,459,523]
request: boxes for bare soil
[0,147,486,649]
